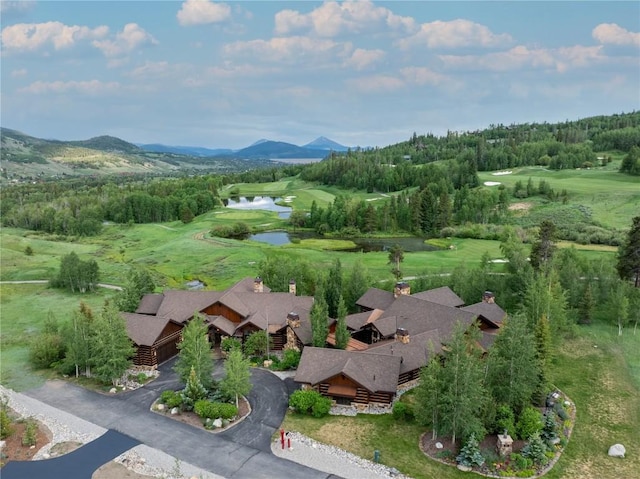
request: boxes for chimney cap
[289,279,296,284]
[396,327,408,336]
[287,312,300,320]
[255,276,262,281]
[396,281,409,287]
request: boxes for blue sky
[1,1,639,149]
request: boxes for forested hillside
[2,112,638,242]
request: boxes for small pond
[248,231,440,252]
[224,196,292,218]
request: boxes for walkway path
[0,280,123,291]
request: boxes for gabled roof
[478,330,499,351]
[136,294,164,315]
[122,312,176,347]
[295,347,401,394]
[461,302,507,328]
[154,290,223,323]
[373,295,478,338]
[218,291,251,318]
[366,329,442,374]
[356,288,395,311]
[226,277,271,294]
[411,286,465,307]
[208,315,236,336]
[345,309,384,330]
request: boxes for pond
[248,231,440,252]
[224,196,292,218]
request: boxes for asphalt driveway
[23,360,341,479]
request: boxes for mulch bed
[1,409,51,466]
[152,396,251,432]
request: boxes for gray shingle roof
[411,286,465,307]
[295,347,401,394]
[122,312,173,346]
[135,294,164,315]
[366,329,442,374]
[461,302,507,327]
[356,288,395,311]
[373,295,478,338]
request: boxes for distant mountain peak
[303,136,347,151]
[248,138,270,147]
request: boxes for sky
[1,1,639,149]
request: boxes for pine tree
[344,260,372,313]
[486,314,540,414]
[530,220,557,271]
[334,296,349,350]
[388,244,404,280]
[311,287,329,347]
[617,216,640,287]
[220,348,252,408]
[92,301,135,386]
[116,267,156,313]
[578,283,595,324]
[534,314,552,395]
[522,432,549,465]
[181,365,207,411]
[456,433,485,467]
[324,259,343,318]
[174,313,214,389]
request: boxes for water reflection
[247,231,439,252]
[224,196,291,218]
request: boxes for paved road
[24,360,342,479]
[2,430,139,479]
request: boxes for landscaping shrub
[516,406,543,440]
[289,389,331,417]
[221,337,241,353]
[311,396,332,418]
[194,400,238,420]
[456,433,485,468]
[28,332,65,369]
[181,367,208,411]
[510,452,533,470]
[392,401,414,421]
[0,396,13,439]
[494,404,516,437]
[279,349,301,370]
[541,411,559,444]
[521,432,550,466]
[554,402,569,421]
[160,390,183,409]
[21,418,37,446]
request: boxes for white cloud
[343,48,385,70]
[177,0,231,26]
[592,23,640,47]
[92,23,157,58]
[0,1,35,14]
[397,19,512,49]
[274,0,415,37]
[224,36,352,63]
[19,79,120,95]
[400,66,448,86]
[1,21,108,52]
[439,45,605,73]
[10,68,27,77]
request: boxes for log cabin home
[122,277,314,368]
[295,284,506,407]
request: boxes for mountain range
[137,136,348,159]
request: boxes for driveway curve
[24,360,342,479]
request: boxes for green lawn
[0,283,117,391]
[478,165,640,230]
[281,320,640,479]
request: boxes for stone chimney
[254,276,264,293]
[394,281,410,298]
[395,328,410,344]
[288,279,297,295]
[287,312,300,328]
[482,291,495,304]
